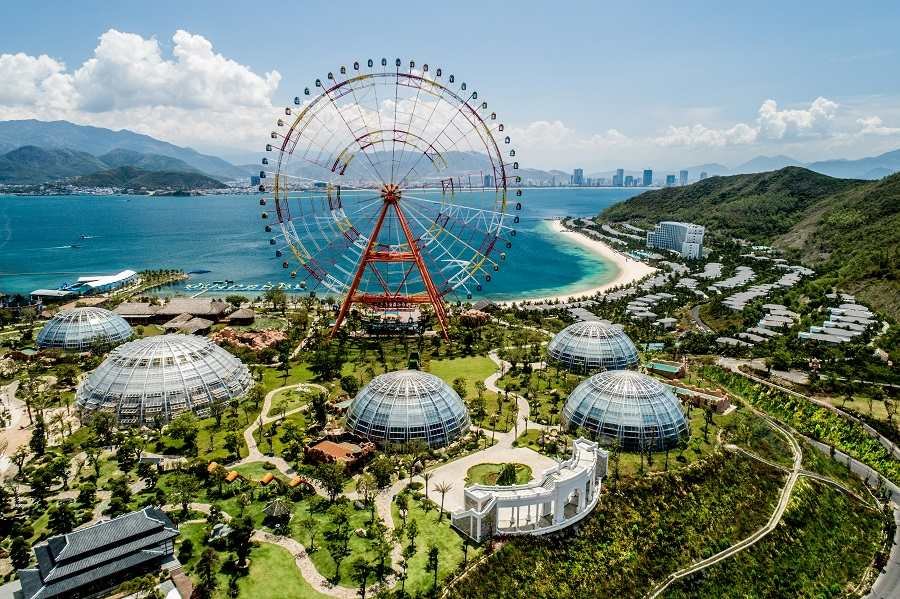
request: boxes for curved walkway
[647,415,803,598]
[251,530,358,599]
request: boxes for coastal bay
[0,188,644,300]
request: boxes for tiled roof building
[17,507,179,599]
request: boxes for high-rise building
[573,168,584,186]
[642,169,653,187]
[699,171,708,180]
[612,168,624,187]
[665,174,676,187]
[679,170,689,186]
[483,174,494,187]
[646,221,705,259]
[250,175,261,187]
[624,175,634,186]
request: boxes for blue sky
[1,0,899,170]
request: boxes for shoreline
[497,219,657,305]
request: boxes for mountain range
[0,120,249,180]
[599,167,900,319]
[1,119,898,186]
[594,150,898,182]
[71,166,227,190]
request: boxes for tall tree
[426,544,440,596]
[195,548,220,598]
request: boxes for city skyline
[0,1,899,170]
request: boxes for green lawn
[519,407,735,479]
[179,522,332,599]
[261,363,317,392]
[497,369,582,424]
[391,494,480,595]
[268,387,314,418]
[289,499,378,587]
[427,355,498,399]
[615,406,732,477]
[465,463,532,486]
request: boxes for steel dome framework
[76,334,253,426]
[36,307,133,351]
[562,370,688,451]
[547,321,640,374]
[346,370,470,448]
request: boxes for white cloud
[651,97,841,148]
[653,122,757,147]
[0,29,281,150]
[510,120,631,151]
[0,52,75,112]
[857,115,900,136]
[757,96,838,139]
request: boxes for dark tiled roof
[27,549,170,599]
[52,507,172,560]
[20,507,178,599]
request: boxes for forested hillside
[599,167,900,318]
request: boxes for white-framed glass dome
[346,370,470,448]
[562,370,688,450]
[36,307,133,351]
[547,320,639,374]
[76,334,252,427]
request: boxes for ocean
[0,187,643,301]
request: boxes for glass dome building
[562,370,688,450]
[76,334,253,426]
[547,321,639,374]
[36,307,133,351]
[346,370,470,448]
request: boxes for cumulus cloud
[510,120,631,151]
[653,122,757,147]
[651,97,842,148]
[757,96,838,139]
[0,29,282,150]
[857,115,900,136]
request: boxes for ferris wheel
[258,58,522,338]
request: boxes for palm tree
[422,471,432,501]
[434,481,453,521]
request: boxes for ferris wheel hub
[380,183,402,203]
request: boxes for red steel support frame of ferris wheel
[330,190,450,340]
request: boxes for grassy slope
[663,479,882,598]
[599,168,900,319]
[447,453,785,598]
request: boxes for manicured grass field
[179,522,332,599]
[465,463,533,486]
[268,386,314,417]
[427,355,498,398]
[391,494,480,595]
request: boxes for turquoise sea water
[0,188,643,300]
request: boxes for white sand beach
[500,219,657,305]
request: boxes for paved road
[689,304,714,333]
[718,357,900,461]
[796,438,900,599]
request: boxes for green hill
[599,167,900,319]
[0,145,109,184]
[72,166,227,190]
[98,148,200,173]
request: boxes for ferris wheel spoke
[395,88,480,189]
[319,86,389,186]
[400,205,487,290]
[402,194,514,236]
[401,201,499,271]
